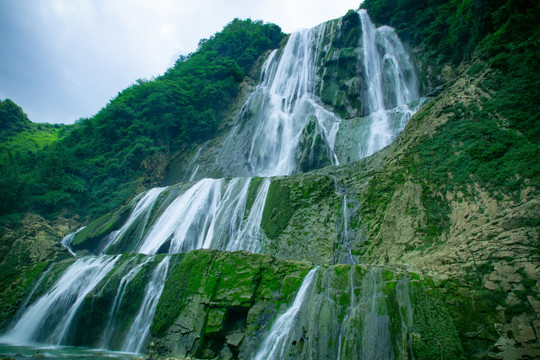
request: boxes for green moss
[382,269,394,281]
[338,292,350,307]
[22,261,48,283]
[72,203,132,252]
[333,9,361,49]
[152,250,313,343]
[261,180,294,239]
[410,282,464,360]
[244,177,264,219]
[409,272,420,281]
[151,251,197,337]
[205,308,226,334]
[385,281,397,294]
[320,81,340,106]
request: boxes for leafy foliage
[0,19,283,226]
[413,103,539,192]
[0,99,31,140]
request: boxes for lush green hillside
[0,19,283,226]
[0,102,66,166]
[0,99,32,140]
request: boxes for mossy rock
[260,180,294,239]
[72,204,132,253]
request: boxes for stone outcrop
[0,213,77,329]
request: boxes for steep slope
[0,1,538,360]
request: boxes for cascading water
[357,9,420,158]
[253,267,318,360]
[99,257,151,349]
[136,178,256,254]
[8,265,55,327]
[1,256,119,345]
[122,256,169,353]
[226,178,271,253]
[183,141,208,182]
[60,226,85,257]
[103,187,167,253]
[220,23,341,177]
[2,9,425,356]
[249,265,423,359]
[360,269,392,359]
[396,274,417,360]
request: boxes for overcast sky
[0,0,361,124]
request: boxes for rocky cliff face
[150,251,463,360]
[0,7,538,360]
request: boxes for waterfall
[122,256,170,353]
[396,274,416,360]
[8,264,55,327]
[357,9,419,158]
[136,178,255,254]
[226,178,271,252]
[183,142,208,182]
[361,269,392,359]
[334,194,357,264]
[99,257,151,349]
[1,256,119,346]
[336,195,356,360]
[88,9,421,261]
[253,267,318,360]
[60,226,85,257]
[103,187,167,253]
[220,23,341,177]
[252,266,421,359]
[337,265,356,360]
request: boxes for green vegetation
[0,99,66,165]
[410,281,465,360]
[0,19,283,227]
[413,102,539,192]
[0,124,65,164]
[260,180,294,239]
[0,99,32,140]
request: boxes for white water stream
[357,9,419,158]
[60,226,85,257]
[1,256,119,345]
[253,267,318,360]
[99,257,151,349]
[122,256,169,353]
[103,187,167,253]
